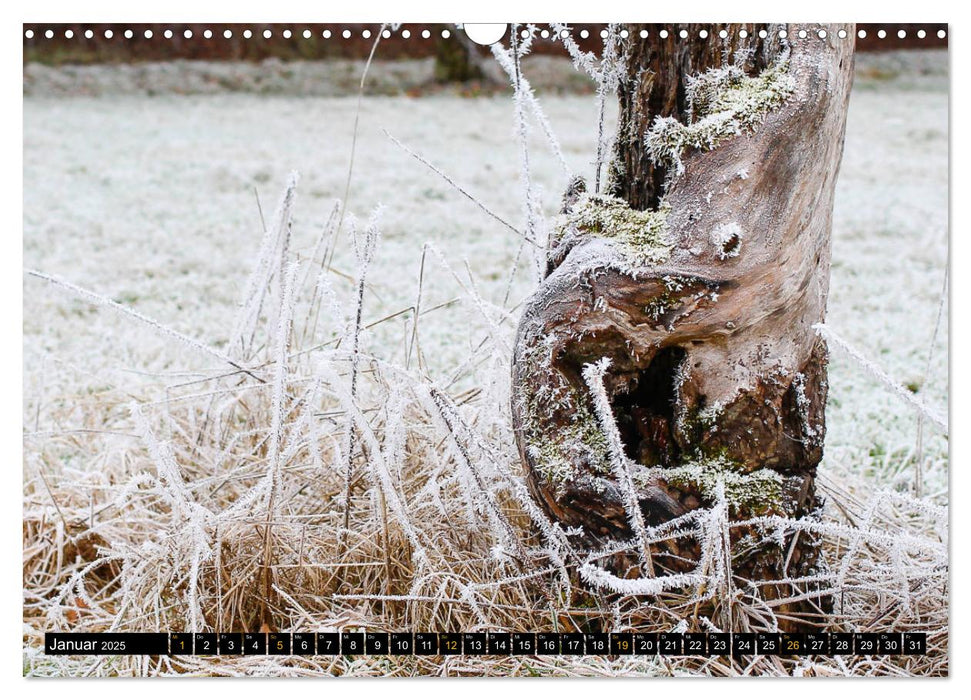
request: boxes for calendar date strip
[44,631,927,657]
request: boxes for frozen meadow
[23,50,948,677]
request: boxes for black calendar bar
[45,633,168,655]
[43,631,927,657]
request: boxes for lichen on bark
[526,398,611,487]
[645,57,796,177]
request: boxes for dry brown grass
[22,180,948,677]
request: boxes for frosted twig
[579,562,706,595]
[814,323,947,432]
[551,23,599,76]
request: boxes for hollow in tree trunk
[511,24,854,631]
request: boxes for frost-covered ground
[23,50,948,676]
[23,50,949,496]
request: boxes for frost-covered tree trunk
[512,24,854,629]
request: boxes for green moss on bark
[654,454,784,516]
[557,193,672,264]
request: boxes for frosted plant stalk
[814,323,947,432]
[315,361,430,569]
[26,269,265,385]
[552,23,625,192]
[231,174,297,361]
[582,358,655,575]
[490,27,571,177]
[266,260,301,508]
[492,28,544,280]
[329,24,388,270]
[383,130,536,247]
[339,209,383,555]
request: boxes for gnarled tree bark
[511,24,854,630]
